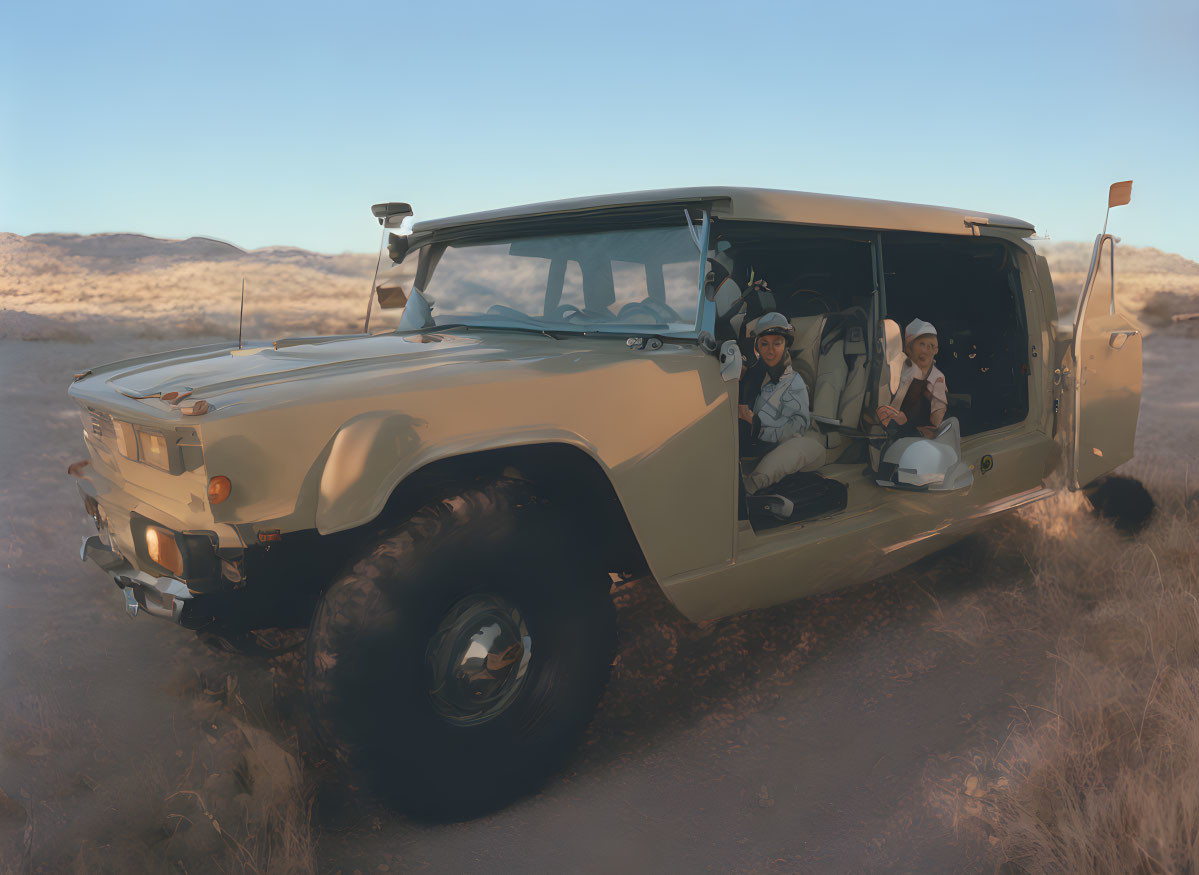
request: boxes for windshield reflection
[380,225,702,336]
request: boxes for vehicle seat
[788,315,826,397]
[812,338,847,422]
[798,310,871,464]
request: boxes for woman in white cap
[876,317,948,439]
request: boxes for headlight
[136,428,170,471]
[109,420,183,473]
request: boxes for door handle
[1109,329,1139,350]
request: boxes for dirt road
[0,333,1191,873]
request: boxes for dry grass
[949,483,1199,873]
[152,662,317,875]
[0,232,393,341]
[62,662,318,875]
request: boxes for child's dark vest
[900,376,933,430]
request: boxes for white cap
[905,318,937,341]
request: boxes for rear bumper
[80,534,191,621]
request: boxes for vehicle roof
[410,186,1036,237]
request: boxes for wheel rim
[426,594,533,726]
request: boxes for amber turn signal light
[208,475,232,505]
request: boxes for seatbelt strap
[762,368,795,410]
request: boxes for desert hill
[0,232,381,340]
[23,232,247,262]
[1032,240,1199,326]
[1,232,1195,342]
[1034,240,1199,276]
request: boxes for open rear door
[1069,233,1142,489]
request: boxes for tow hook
[123,587,139,618]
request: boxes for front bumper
[80,534,192,621]
[72,471,331,633]
[72,466,246,621]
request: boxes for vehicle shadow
[572,521,1039,777]
[268,516,1041,832]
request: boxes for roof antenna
[238,277,246,349]
[364,222,387,334]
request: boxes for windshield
[378,224,703,335]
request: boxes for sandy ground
[0,330,1194,873]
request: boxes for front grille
[87,408,113,439]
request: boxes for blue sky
[2,0,1196,258]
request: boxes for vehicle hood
[78,332,569,401]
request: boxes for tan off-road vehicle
[69,184,1141,817]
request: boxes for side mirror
[372,202,414,222]
[882,318,905,396]
[376,279,408,309]
[719,340,743,382]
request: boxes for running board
[881,486,1056,555]
[968,486,1056,519]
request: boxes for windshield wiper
[415,323,568,340]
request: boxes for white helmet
[750,312,795,345]
[877,419,973,492]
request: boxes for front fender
[315,411,426,534]
[314,413,604,536]
[308,344,735,583]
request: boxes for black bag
[746,471,848,530]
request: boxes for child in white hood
[876,318,948,439]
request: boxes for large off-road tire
[305,478,616,820]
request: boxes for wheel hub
[426,594,532,725]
